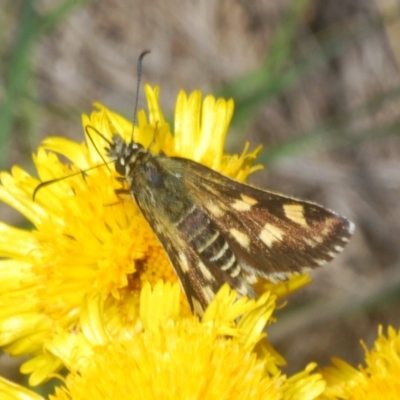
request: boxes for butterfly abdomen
[176,205,242,278]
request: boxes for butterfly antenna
[131,50,151,142]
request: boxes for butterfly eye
[115,158,127,175]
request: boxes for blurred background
[1,0,400,394]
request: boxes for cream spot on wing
[320,218,336,236]
[259,223,284,247]
[207,201,225,217]
[244,273,258,284]
[236,282,249,296]
[283,204,308,227]
[230,228,250,249]
[232,199,252,211]
[241,194,258,206]
[313,235,324,244]
[191,297,204,316]
[198,262,215,282]
[268,271,292,282]
[304,238,318,247]
[232,194,257,211]
[334,245,344,252]
[268,267,313,283]
[201,285,215,304]
[178,253,190,273]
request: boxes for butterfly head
[106,133,147,176]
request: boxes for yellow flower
[0,377,43,400]
[321,325,400,399]
[0,85,311,385]
[0,283,326,400]
[0,86,264,384]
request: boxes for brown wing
[173,157,354,282]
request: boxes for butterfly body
[106,133,354,316]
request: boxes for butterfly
[103,132,354,316]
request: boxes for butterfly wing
[174,157,355,282]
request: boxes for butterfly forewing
[106,133,354,316]
[176,158,354,280]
